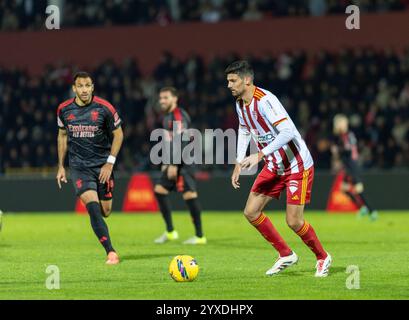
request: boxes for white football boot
[315,252,332,277]
[183,236,207,245]
[266,251,298,276]
[154,230,179,244]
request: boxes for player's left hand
[240,152,264,170]
[99,163,113,184]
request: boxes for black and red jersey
[333,131,359,164]
[57,96,122,169]
[161,107,191,165]
[162,107,191,132]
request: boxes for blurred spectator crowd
[1,47,408,174]
[1,0,409,31]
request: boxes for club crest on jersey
[91,110,99,122]
[289,180,298,194]
[76,179,83,189]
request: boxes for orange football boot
[106,251,120,265]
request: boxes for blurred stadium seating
[1,48,408,174]
[1,0,409,31]
[0,1,408,213]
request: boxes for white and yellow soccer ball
[169,255,199,282]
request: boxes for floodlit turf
[0,211,408,300]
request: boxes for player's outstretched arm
[56,128,68,189]
[99,126,124,184]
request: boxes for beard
[161,103,173,113]
[79,94,92,103]
[231,89,242,98]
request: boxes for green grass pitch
[0,211,408,300]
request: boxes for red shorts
[251,165,315,205]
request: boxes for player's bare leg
[100,200,112,218]
[244,192,297,275]
[182,191,206,245]
[154,184,179,243]
[286,204,331,277]
[80,190,119,264]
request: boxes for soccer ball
[169,255,199,282]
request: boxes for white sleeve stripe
[236,126,251,163]
[57,116,64,128]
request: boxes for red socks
[250,213,292,257]
[296,221,327,260]
[250,213,327,261]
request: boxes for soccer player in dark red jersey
[56,72,123,264]
[331,114,378,221]
[153,87,206,245]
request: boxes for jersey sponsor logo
[68,124,99,138]
[289,180,298,194]
[257,133,275,144]
[91,110,99,122]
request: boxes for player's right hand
[56,167,68,189]
[231,164,241,189]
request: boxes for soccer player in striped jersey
[226,61,331,277]
[331,114,378,220]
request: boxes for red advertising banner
[122,174,158,213]
[326,171,358,213]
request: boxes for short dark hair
[160,86,178,97]
[73,71,93,84]
[225,60,254,79]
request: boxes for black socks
[346,191,374,212]
[186,198,203,238]
[155,192,174,232]
[86,202,114,254]
[356,193,374,212]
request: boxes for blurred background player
[56,72,124,264]
[228,61,331,277]
[331,114,378,221]
[153,87,206,245]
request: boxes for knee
[243,206,261,222]
[154,184,169,195]
[354,183,364,193]
[101,206,112,218]
[286,217,304,232]
[183,191,197,201]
